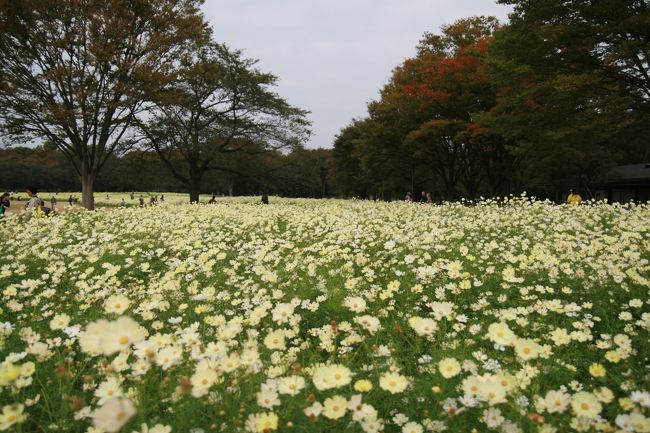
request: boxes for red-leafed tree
[369,16,516,198]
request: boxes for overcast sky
[202,1,512,149]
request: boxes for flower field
[1,198,649,433]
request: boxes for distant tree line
[0,145,333,198]
[329,2,650,201]
[0,0,309,208]
[2,1,648,204]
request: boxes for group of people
[134,194,164,207]
[0,187,584,217]
[208,193,269,204]
[0,187,54,217]
[403,189,583,205]
[405,191,434,203]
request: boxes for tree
[138,43,311,203]
[0,0,208,209]
[498,0,649,111]
[484,0,650,190]
[374,17,508,199]
[330,119,371,197]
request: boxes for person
[261,193,269,205]
[130,192,135,200]
[405,192,413,202]
[25,187,51,215]
[25,187,41,212]
[426,192,433,204]
[567,188,582,205]
[149,196,155,206]
[139,195,144,207]
[68,195,73,206]
[50,195,57,211]
[208,194,217,204]
[419,191,427,203]
[120,198,126,207]
[0,192,10,216]
[160,194,164,202]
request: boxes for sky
[202,1,512,149]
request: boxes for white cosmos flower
[91,398,136,433]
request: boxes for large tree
[484,0,650,189]
[138,43,310,203]
[363,17,511,199]
[0,0,208,209]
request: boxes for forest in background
[2,1,649,202]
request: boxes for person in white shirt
[25,187,42,211]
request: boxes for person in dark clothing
[261,194,269,205]
[208,194,217,204]
[0,193,10,216]
[419,191,427,203]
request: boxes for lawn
[1,197,649,433]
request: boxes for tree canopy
[332,6,650,200]
[0,0,210,209]
[137,43,310,202]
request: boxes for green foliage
[0,0,210,209]
[0,147,336,198]
[333,17,515,200]
[482,0,650,187]
[137,43,311,203]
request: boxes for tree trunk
[188,165,204,203]
[189,179,201,203]
[81,162,96,210]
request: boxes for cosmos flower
[487,322,516,346]
[91,398,136,433]
[379,372,409,394]
[312,364,352,391]
[323,395,347,420]
[0,404,26,430]
[571,392,602,418]
[438,357,462,378]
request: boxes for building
[594,163,650,203]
